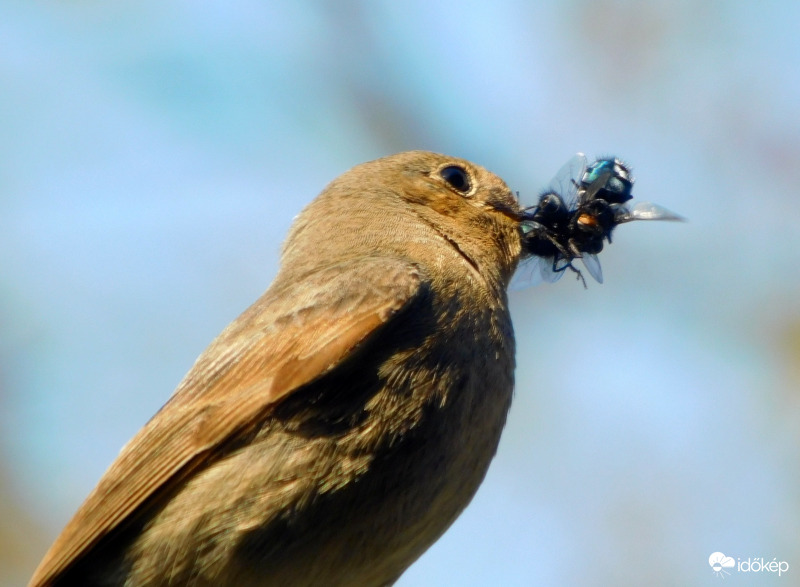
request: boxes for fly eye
[440,165,471,194]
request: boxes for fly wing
[614,201,685,223]
[538,256,567,283]
[30,258,426,587]
[580,253,604,283]
[509,256,542,289]
[510,255,567,289]
[549,153,587,210]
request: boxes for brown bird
[30,150,524,587]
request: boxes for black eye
[440,165,471,193]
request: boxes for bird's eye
[440,165,471,194]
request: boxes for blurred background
[2,1,799,585]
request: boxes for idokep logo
[709,552,735,577]
[709,551,790,578]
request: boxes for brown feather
[30,259,423,586]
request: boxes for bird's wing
[30,257,426,587]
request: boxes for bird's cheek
[404,187,463,216]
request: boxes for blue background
[2,1,799,585]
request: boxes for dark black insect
[514,153,683,288]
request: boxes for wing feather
[30,258,425,586]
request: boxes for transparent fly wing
[580,253,604,283]
[540,257,567,283]
[548,153,587,209]
[614,201,685,223]
[510,256,565,290]
[510,257,543,290]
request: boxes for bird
[29,150,525,587]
